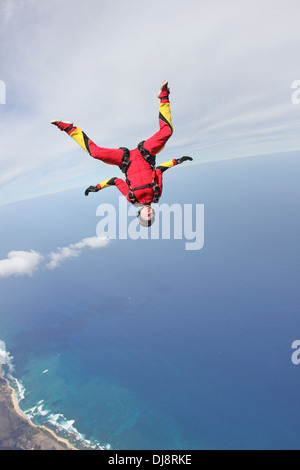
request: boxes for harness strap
[138,141,156,170]
[130,183,154,192]
[129,180,161,204]
[128,183,154,205]
[119,147,131,173]
[118,145,161,204]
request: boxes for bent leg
[143,101,173,156]
[67,127,123,166]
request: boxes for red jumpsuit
[65,99,175,205]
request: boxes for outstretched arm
[85,177,131,202]
[157,156,193,173]
[156,158,178,173]
[155,157,193,197]
[85,177,117,196]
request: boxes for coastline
[0,364,76,450]
[9,385,77,450]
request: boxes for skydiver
[51,80,193,227]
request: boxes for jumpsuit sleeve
[97,178,131,202]
[156,158,178,173]
[96,177,118,190]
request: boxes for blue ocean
[0,151,299,450]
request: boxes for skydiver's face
[140,205,153,220]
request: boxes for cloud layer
[46,236,110,269]
[0,236,109,278]
[0,250,43,278]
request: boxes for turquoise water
[0,152,300,449]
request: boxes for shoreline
[9,384,77,450]
[0,364,77,450]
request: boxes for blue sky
[0,0,300,205]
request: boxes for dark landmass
[0,365,74,450]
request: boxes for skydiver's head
[137,205,155,227]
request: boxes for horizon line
[0,148,299,208]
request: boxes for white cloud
[70,236,111,250]
[46,236,110,270]
[0,236,110,277]
[0,250,43,277]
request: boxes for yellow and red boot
[50,120,75,134]
[157,80,170,102]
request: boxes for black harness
[137,141,156,170]
[119,142,161,205]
